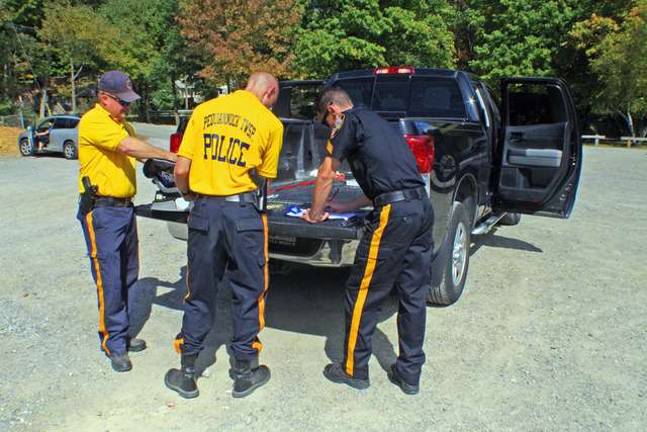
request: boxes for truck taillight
[404,134,435,174]
[170,132,182,153]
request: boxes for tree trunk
[626,109,635,138]
[144,83,151,123]
[617,109,636,137]
[70,59,77,114]
[171,75,180,125]
[39,87,48,118]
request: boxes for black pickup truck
[136,66,582,306]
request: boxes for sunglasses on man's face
[103,92,130,107]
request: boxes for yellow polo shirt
[177,90,283,196]
[78,104,137,198]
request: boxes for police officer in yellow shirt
[77,70,176,372]
[164,72,283,399]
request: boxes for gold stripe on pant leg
[344,204,392,376]
[86,211,111,355]
[254,214,270,352]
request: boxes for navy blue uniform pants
[343,197,434,385]
[174,197,269,362]
[78,205,139,355]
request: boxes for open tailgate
[135,160,367,241]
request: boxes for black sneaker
[127,337,147,353]
[323,363,369,390]
[108,352,132,372]
[387,364,419,395]
[164,368,199,399]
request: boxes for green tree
[586,2,647,137]
[99,0,194,118]
[0,0,47,115]
[293,0,456,78]
[468,0,577,80]
[39,2,125,113]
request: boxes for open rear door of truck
[494,78,582,218]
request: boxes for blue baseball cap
[98,70,140,102]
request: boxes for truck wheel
[428,201,471,306]
[500,212,521,226]
[63,141,77,160]
[19,138,34,156]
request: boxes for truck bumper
[136,200,361,267]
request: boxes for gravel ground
[0,146,645,432]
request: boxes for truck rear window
[334,76,467,118]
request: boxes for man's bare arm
[118,136,177,161]
[174,156,192,194]
[303,156,340,223]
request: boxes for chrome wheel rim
[64,144,74,158]
[20,140,31,155]
[451,222,468,286]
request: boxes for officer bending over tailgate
[77,70,177,372]
[303,88,434,395]
[165,72,283,399]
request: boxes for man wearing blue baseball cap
[77,70,176,372]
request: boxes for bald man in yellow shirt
[77,70,176,373]
[165,72,283,399]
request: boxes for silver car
[18,115,80,159]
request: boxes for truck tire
[19,138,34,157]
[428,201,471,306]
[500,212,521,226]
[63,140,77,160]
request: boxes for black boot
[230,358,271,398]
[387,364,419,395]
[127,337,147,353]
[108,352,132,372]
[323,362,369,390]
[164,354,199,399]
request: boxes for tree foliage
[99,0,192,113]
[0,0,645,133]
[587,2,647,135]
[293,0,455,78]
[38,3,122,72]
[178,0,303,87]
[468,0,577,80]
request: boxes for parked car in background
[18,115,80,159]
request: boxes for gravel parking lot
[0,146,646,431]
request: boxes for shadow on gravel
[470,230,543,256]
[129,264,400,376]
[265,264,399,374]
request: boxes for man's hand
[301,208,329,224]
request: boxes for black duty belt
[94,196,133,208]
[373,187,426,207]
[198,191,258,204]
